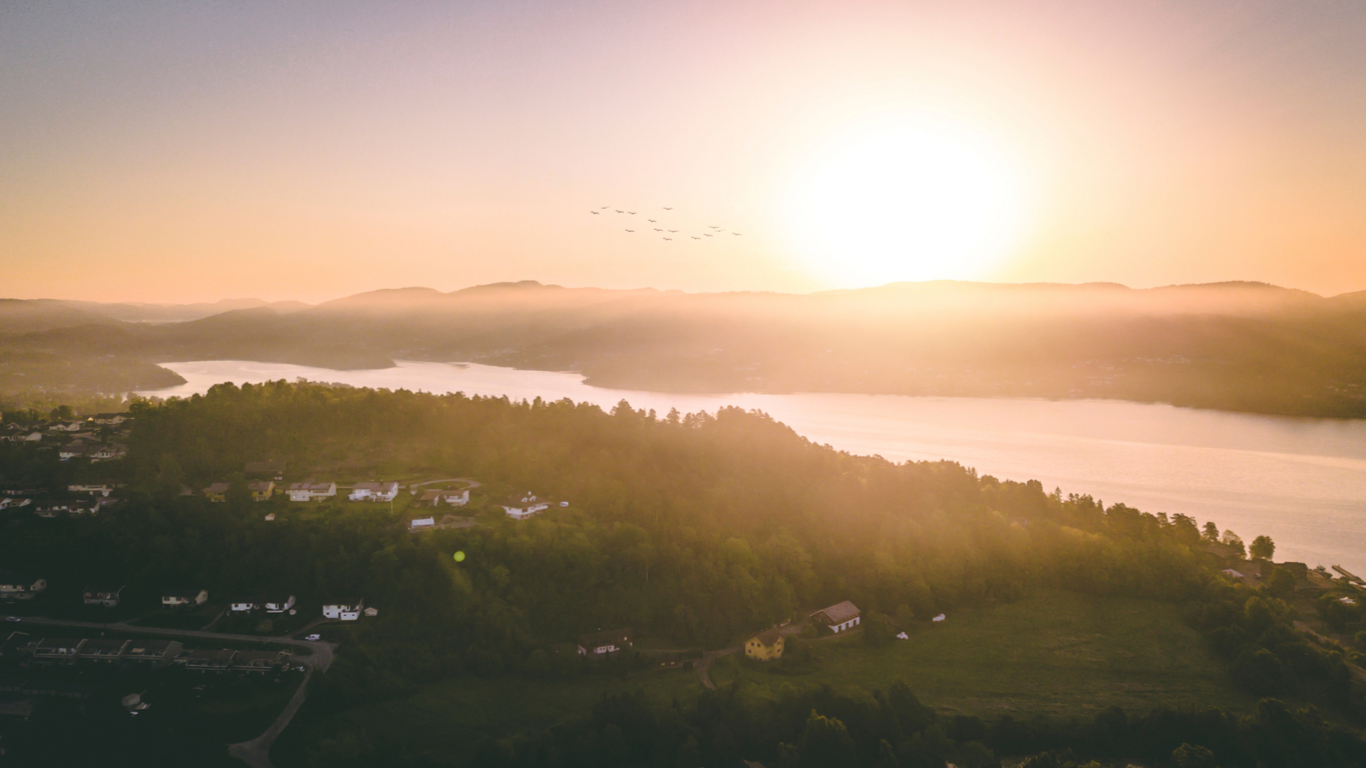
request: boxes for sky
[3,0,1366,303]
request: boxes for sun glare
[787,118,1029,287]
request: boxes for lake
[142,360,1366,574]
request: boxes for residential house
[363,607,379,617]
[745,629,785,661]
[232,650,290,674]
[577,628,633,656]
[0,498,32,510]
[124,639,182,666]
[322,598,364,621]
[35,500,97,517]
[90,444,127,462]
[500,492,551,520]
[182,649,237,672]
[263,594,296,614]
[810,601,862,633]
[23,432,43,443]
[58,443,91,460]
[83,585,125,608]
[0,574,46,600]
[287,482,336,502]
[203,483,230,502]
[442,488,471,507]
[91,414,128,426]
[162,589,208,608]
[229,597,259,613]
[78,638,129,663]
[417,490,445,507]
[248,481,275,502]
[67,484,114,497]
[349,482,399,502]
[409,516,435,531]
[31,638,85,663]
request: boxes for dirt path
[693,619,811,690]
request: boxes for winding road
[16,615,337,768]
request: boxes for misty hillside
[2,281,1365,416]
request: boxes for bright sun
[787,117,1029,287]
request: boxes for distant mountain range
[3,280,1365,417]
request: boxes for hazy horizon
[6,1,1366,303]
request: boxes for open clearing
[279,591,1256,760]
[715,590,1256,717]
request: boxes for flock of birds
[589,206,742,242]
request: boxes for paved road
[228,667,313,768]
[16,616,337,670]
[15,615,338,768]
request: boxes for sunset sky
[4,0,1365,303]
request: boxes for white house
[230,598,259,613]
[162,589,208,608]
[500,492,551,520]
[577,628,633,656]
[58,443,91,460]
[23,432,43,442]
[811,601,862,633]
[0,498,31,510]
[441,488,470,507]
[68,484,114,497]
[323,598,364,621]
[349,482,399,502]
[264,595,296,614]
[288,482,337,502]
[90,444,127,462]
[410,516,435,531]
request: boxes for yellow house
[249,481,275,502]
[745,628,784,661]
[203,483,229,503]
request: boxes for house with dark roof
[232,650,290,673]
[745,628,785,661]
[577,628,633,656]
[203,483,230,502]
[264,594,296,614]
[500,492,551,520]
[248,481,275,501]
[82,584,125,608]
[124,639,182,666]
[811,601,861,633]
[287,482,336,502]
[323,598,364,621]
[162,588,208,608]
[349,482,399,502]
[183,649,237,672]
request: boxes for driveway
[693,618,810,690]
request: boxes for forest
[3,381,1366,766]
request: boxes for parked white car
[304,633,321,641]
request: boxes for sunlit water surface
[143,361,1366,574]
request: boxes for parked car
[4,616,19,622]
[304,633,321,641]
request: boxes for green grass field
[278,589,1260,766]
[714,590,1256,718]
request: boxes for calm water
[143,360,1366,573]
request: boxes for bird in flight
[591,211,600,214]
[625,229,635,233]
[627,211,637,215]
[647,219,656,223]
[732,232,742,235]
[703,233,713,237]
[600,206,610,209]
[708,225,719,229]
[615,210,623,213]
[653,228,663,231]
[691,236,700,240]
[663,207,673,210]
[667,229,677,233]
[663,237,672,241]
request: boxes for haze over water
[146,360,1366,575]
